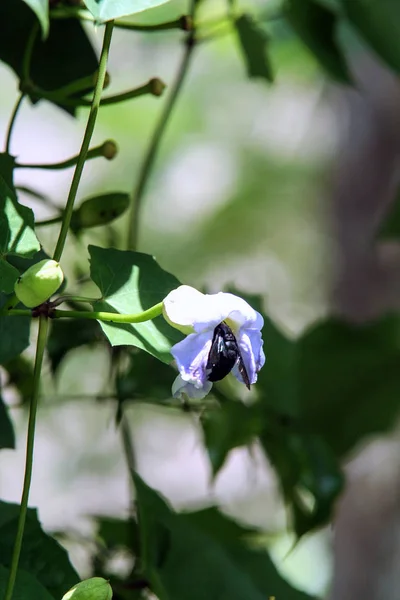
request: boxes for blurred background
[2,0,400,598]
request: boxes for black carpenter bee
[206,321,251,389]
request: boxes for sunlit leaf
[22,0,49,38]
[83,0,173,23]
[89,246,183,363]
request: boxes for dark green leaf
[89,246,183,363]
[83,0,173,22]
[201,402,263,476]
[235,14,274,82]
[134,474,315,600]
[341,0,400,74]
[22,0,49,38]
[47,318,102,373]
[0,501,79,597]
[3,355,34,404]
[71,192,130,232]
[97,516,139,553]
[261,429,343,537]
[0,0,98,115]
[0,259,19,294]
[298,315,400,456]
[0,294,31,366]
[0,565,54,600]
[116,350,174,403]
[285,0,351,83]
[0,394,15,450]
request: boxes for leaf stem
[127,0,199,250]
[3,315,49,600]
[32,80,162,107]
[15,140,114,170]
[5,94,25,154]
[53,20,114,262]
[22,21,39,83]
[7,302,164,323]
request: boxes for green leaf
[2,355,34,404]
[0,501,79,598]
[201,402,263,477]
[298,315,400,456]
[47,318,102,373]
[341,0,400,74]
[261,429,343,537]
[0,259,20,294]
[0,294,31,366]
[89,246,183,363]
[0,394,15,450]
[97,516,139,553]
[285,0,351,83]
[0,0,98,115]
[134,474,315,600]
[235,14,274,82]
[22,0,49,38]
[0,174,40,259]
[0,565,54,600]
[71,192,130,232]
[83,0,173,23]
[116,350,174,403]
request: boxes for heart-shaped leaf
[89,246,183,363]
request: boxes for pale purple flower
[163,285,265,399]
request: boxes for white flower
[163,285,265,399]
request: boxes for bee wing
[237,354,251,390]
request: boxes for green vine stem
[15,140,117,170]
[31,79,163,108]
[53,20,115,262]
[3,315,49,600]
[127,0,199,250]
[7,302,164,323]
[5,94,25,154]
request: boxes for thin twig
[127,0,199,249]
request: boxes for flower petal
[163,285,207,333]
[171,330,214,388]
[172,375,213,400]
[232,328,265,385]
[163,286,264,335]
[215,292,264,332]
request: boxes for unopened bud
[14,259,64,308]
[101,140,118,160]
[149,78,166,97]
[62,577,112,600]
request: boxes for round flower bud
[101,140,118,160]
[62,577,112,600]
[14,259,64,308]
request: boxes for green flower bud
[14,259,64,308]
[62,577,112,600]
